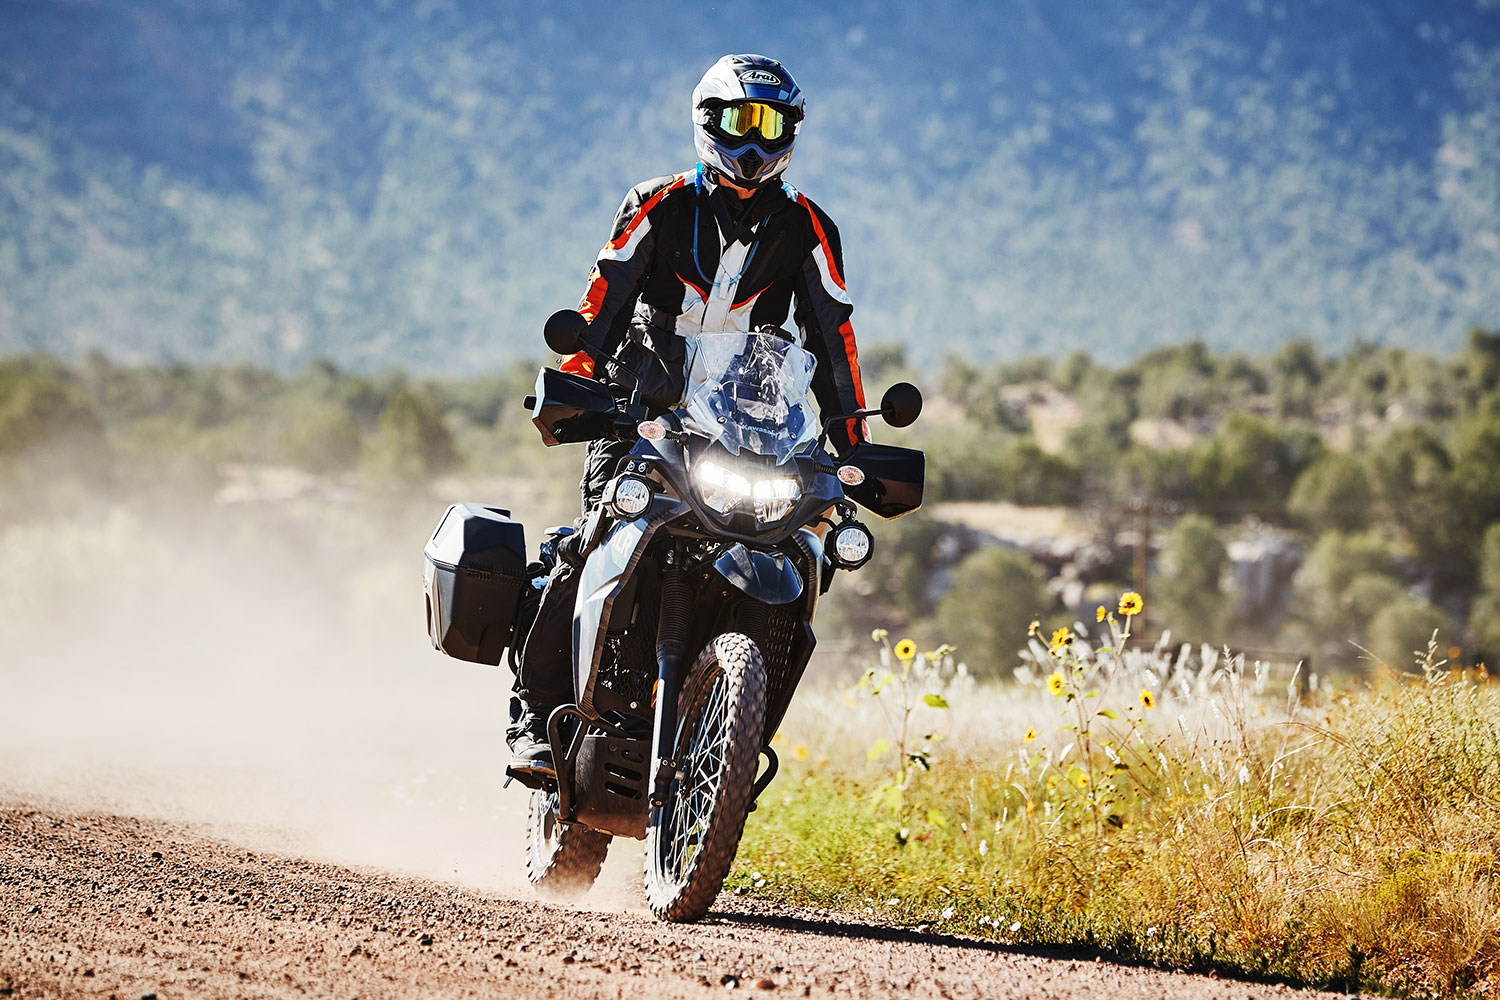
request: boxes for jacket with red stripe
[566,163,868,453]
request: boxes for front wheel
[644,632,767,921]
[524,787,611,898]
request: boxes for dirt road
[1,803,1355,1000]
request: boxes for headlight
[752,478,800,523]
[830,522,873,569]
[695,460,752,514]
[695,460,801,523]
[610,475,653,518]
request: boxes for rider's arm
[563,174,688,378]
[791,194,869,454]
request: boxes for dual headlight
[694,459,802,523]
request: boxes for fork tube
[649,558,691,808]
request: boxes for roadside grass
[731,612,1500,999]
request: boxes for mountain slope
[1,0,1497,371]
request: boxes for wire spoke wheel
[645,632,767,922]
[524,786,610,898]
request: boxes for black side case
[423,503,528,666]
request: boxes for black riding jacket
[564,163,869,453]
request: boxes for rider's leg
[504,558,581,770]
[506,438,633,772]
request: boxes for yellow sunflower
[1139,688,1155,710]
[1095,605,1107,623]
[1048,627,1073,655]
[1023,726,1036,744]
[894,638,917,661]
[1046,671,1066,696]
[1118,591,1144,617]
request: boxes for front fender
[713,544,804,606]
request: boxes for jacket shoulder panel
[609,172,692,240]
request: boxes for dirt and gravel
[0,802,1360,1000]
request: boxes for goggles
[715,102,792,142]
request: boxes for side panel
[572,497,687,716]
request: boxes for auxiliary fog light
[611,475,653,518]
[830,521,874,569]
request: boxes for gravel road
[1,803,1357,1000]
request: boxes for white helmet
[692,54,805,187]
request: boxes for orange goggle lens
[718,102,787,141]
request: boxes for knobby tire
[644,632,767,922]
[524,787,611,898]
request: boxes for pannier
[423,503,528,665]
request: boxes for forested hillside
[1,0,1498,371]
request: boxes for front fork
[648,559,691,808]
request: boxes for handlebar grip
[523,395,537,409]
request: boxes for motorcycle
[422,310,924,921]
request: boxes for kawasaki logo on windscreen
[739,70,782,86]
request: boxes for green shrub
[934,546,1050,677]
[1287,452,1373,534]
[1151,514,1228,641]
[274,398,363,472]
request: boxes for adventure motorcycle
[423,310,924,921]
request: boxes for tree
[934,546,1050,678]
[0,357,104,461]
[1459,328,1500,404]
[1188,412,1323,521]
[1152,514,1228,642]
[1287,452,1373,534]
[273,397,363,472]
[0,356,111,518]
[365,387,456,482]
[1468,523,1500,666]
[1283,530,1451,670]
[1366,597,1453,671]
[1270,338,1325,420]
[1133,340,1219,422]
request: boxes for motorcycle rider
[508,53,870,776]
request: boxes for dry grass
[733,624,1500,998]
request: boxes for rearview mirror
[544,309,588,356]
[880,382,923,428]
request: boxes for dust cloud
[0,471,647,906]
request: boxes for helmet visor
[717,102,787,142]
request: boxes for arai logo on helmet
[739,69,782,87]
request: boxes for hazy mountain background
[2,0,1498,373]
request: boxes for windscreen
[680,332,819,465]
